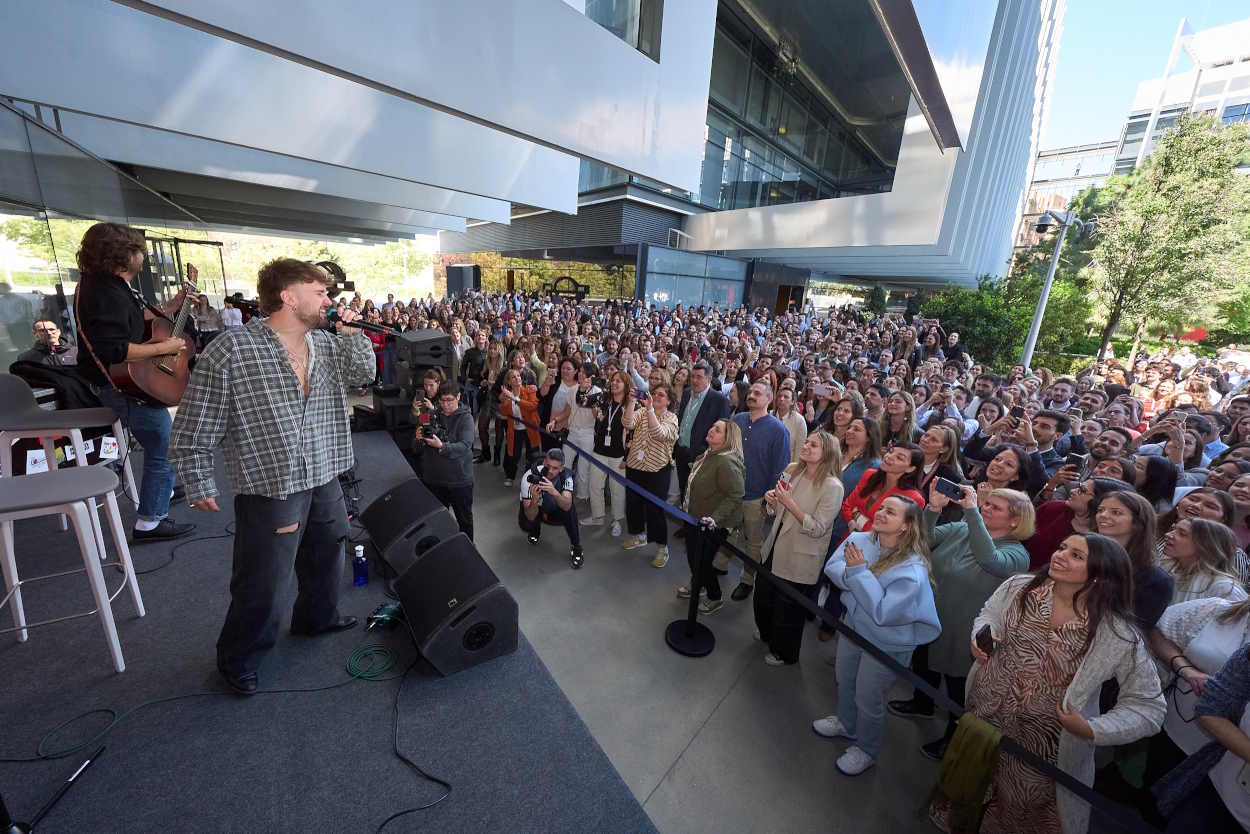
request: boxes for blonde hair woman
[678,418,745,612]
[816,496,940,776]
[754,430,845,663]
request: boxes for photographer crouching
[416,380,477,540]
[518,448,584,569]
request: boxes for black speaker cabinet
[396,329,458,389]
[393,534,519,676]
[445,264,481,295]
[359,478,461,576]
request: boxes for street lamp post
[1020,210,1091,371]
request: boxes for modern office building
[1113,17,1250,175]
[443,0,1067,303]
[1013,140,1116,251]
[2,0,1062,312]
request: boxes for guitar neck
[169,291,195,339]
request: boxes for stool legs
[113,420,140,509]
[67,500,124,672]
[0,519,26,642]
[39,437,69,532]
[70,430,109,563]
[103,490,144,617]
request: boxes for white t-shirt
[1165,613,1250,754]
[569,386,601,434]
[221,307,243,328]
[518,466,574,501]
[552,382,579,422]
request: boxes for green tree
[921,278,1025,369]
[865,284,887,315]
[1086,115,1250,360]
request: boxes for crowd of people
[24,263,1250,832]
[327,287,1250,834]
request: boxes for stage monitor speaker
[393,533,519,676]
[397,328,457,378]
[359,478,461,576]
[445,264,481,295]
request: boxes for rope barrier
[491,402,1163,834]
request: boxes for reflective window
[584,0,663,62]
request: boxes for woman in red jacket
[840,445,927,541]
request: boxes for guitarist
[74,222,196,544]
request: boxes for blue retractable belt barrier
[496,405,1161,834]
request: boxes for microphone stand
[1,745,105,832]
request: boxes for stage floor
[0,432,656,834]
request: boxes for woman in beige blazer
[754,429,845,665]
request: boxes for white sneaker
[812,715,854,740]
[610,521,622,537]
[503,479,513,487]
[764,652,786,666]
[651,545,670,568]
[580,516,603,527]
[836,746,876,776]
[622,534,647,550]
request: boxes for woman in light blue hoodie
[814,495,941,776]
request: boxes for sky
[1041,0,1249,149]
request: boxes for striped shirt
[625,407,679,472]
[170,319,376,501]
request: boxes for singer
[170,258,375,695]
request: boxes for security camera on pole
[1020,210,1096,371]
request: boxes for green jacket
[924,507,1028,678]
[686,451,745,530]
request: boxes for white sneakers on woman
[812,715,853,740]
[835,747,876,776]
[811,717,874,775]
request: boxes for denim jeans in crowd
[834,639,913,760]
[464,380,480,418]
[97,385,174,523]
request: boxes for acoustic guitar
[106,264,200,406]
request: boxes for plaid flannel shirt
[170,319,375,502]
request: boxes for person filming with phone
[930,532,1165,833]
[887,480,1033,760]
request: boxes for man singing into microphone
[170,258,374,695]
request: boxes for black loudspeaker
[396,329,457,394]
[393,533,518,675]
[359,478,460,576]
[445,264,481,295]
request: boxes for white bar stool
[0,374,140,561]
[0,466,145,672]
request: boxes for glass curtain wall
[579,4,905,213]
[639,244,748,309]
[696,6,900,211]
[0,100,223,370]
[584,0,664,61]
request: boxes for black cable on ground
[134,521,236,576]
[0,639,403,764]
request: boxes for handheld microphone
[325,308,398,335]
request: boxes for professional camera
[526,462,550,486]
[576,388,604,411]
[419,409,446,441]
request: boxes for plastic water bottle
[352,544,369,586]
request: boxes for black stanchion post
[665,523,715,657]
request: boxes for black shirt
[461,346,487,384]
[75,271,145,385]
[593,398,627,457]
